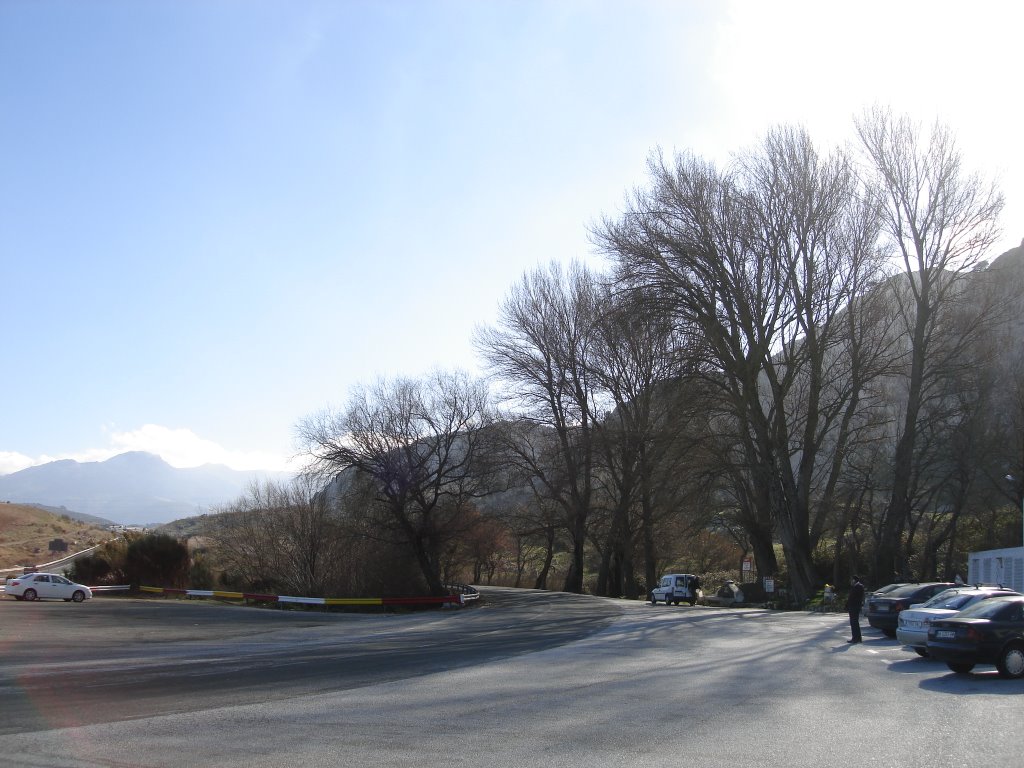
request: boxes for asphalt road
[1,589,1021,767]
[0,589,621,734]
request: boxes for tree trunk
[534,526,555,590]
[749,524,779,583]
[563,517,586,593]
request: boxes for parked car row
[895,586,1019,655]
[866,582,957,637]
[865,581,1024,679]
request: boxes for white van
[650,573,703,606]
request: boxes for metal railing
[446,583,480,601]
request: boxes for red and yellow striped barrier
[139,585,463,606]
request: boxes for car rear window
[873,583,907,594]
[933,594,975,610]
[885,584,930,598]
[955,598,1024,619]
[921,589,963,607]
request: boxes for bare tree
[856,107,1005,581]
[501,493,563,589]
[297,370,493,596]
[595,127,890,602]
[586,283,715,596]
[211,477,348,597]
[475,261,601,593]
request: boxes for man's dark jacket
[846,580,865,612]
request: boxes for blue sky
[2,1,1022,474]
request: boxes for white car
[896,586,1019,656]
[4,572,93,602]
[650,573,704,606]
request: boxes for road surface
[0,588,1020,767]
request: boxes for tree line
[206,108,1021,605]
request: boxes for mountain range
[0,452,290,526]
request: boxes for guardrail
[0,541,113,577]
[3,577,480,605]
[446,583,480,601]
[138,585,473,607]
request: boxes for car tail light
[892,601,907,613]
[965,627,984,642]
[9,580,19,586]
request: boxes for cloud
[0,451,40,475]
[0,425,297,476]
[105,424,297,472]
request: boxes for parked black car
[926,595,1024,678]
[861,582,908,616]
[865,582,957,637]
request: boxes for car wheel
[23,588,37,601]
[883,628,897,638]
[996,643,1024,679]
[649,594,657,605]
[72,590,86,603]
[913,648,929,658]
[947,661,975,674]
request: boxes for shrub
[68,554,112,585]
[125,533,189,588]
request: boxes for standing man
[846,575,865,643]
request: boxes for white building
[968,547,1024,593]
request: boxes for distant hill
[0,502,114,573]
[19,503,117,528]
[157,512,220,539]
[0,452,290,526]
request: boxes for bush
[189,553,215,590]
[68,554,112,585]
[125,533,189,588]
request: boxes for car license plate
[935,630,955,639]
[875,605,888,612]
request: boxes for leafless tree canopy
[200,111,1015,604]
[211,477,349,597]
[854,106,1006,579]
[474,261,601,593]
[296,370,493,595]
[589,119,1006,602]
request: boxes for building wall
[968,547,1024,592]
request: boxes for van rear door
[674,575,689,599]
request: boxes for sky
[2,0,1022,476]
